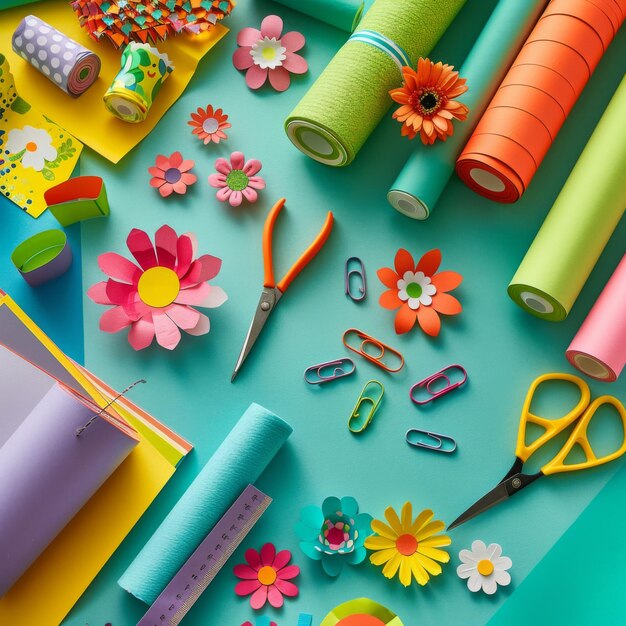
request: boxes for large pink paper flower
[234,543,299,609]
[87,225,227,350]
[233,15,308,91]
[208,151,265,207]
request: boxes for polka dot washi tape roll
[12,15,101,98]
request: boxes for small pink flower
[148,151,196,197]
[233,15,308,92]
[234,543,299,609]
[208,151,265,207]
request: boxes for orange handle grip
[262,198,286,288]
[277,211,334,293]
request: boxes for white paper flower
[250,36,286,70]
[5,126,57,171]
[457,540,512,595]
[397,270,437,310]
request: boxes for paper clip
[345,256,366,302]
[406,428,457,454]
[348,380,384,433]
[304,358,355,385]
[409,364,467,405]
[342,328,404,373]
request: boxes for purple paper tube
[0,384,137,596]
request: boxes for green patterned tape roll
[285,0,466,167]
[388,0,547,219]
[508,75,626,321]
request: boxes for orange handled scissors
[448,373,626,530]
[231,198,334,381]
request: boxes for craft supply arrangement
[0,0,624,625]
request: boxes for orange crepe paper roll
[515,41,590,94]
[528,15,605,71]
[490,84,566,139]
[476,107,552,165]
[585,0,623,31]
[502,64,577,114]
[544,0,615,48]
[456,153,524,203]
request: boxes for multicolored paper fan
[71,0,234,49]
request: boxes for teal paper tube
[118,403,292,604]
[388,0,548,219]
[271,0,364,32]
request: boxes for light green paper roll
[508,75,626,321]
[388,0,547,219]
[271,0,364,32]
[285,0,466,166]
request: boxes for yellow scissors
[448,373,626,530]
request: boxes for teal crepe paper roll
[285,0,466,167]
[118,403,293,604]
[388,0,548,219]
[271,0,364,32]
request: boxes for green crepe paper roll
[388,0,548,220]
[285,0,466,167]
[118,403,292,605]
[508,75,626,321]
[271,0,364,32]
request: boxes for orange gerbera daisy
[188,105,231,144]
[377,248,462,336]
[389,58,469,145]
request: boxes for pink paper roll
[566,255,626,382]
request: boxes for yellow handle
[542,395,626,475]
[515,373,591,463]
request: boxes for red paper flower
[234,543,299,609]
[377,249,462,336]
[188,105,231,145]
[148,151,196,197]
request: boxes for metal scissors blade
[447,472,541,531]
[231,287,282,381]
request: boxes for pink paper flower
[233,15,308,91]
[208,151,265,207]
[149,151,196,197]
[87,225,227,350]
[234,543,299,609]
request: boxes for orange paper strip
[544,0,615,48]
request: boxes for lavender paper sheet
[0,383,137,596]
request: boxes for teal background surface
[0,0,624,624]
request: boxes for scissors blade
[231,287,281,382]
[447,472,541,531]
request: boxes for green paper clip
[348,380,384,433]
[44,176,109,226]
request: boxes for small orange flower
[389,58,469,145]
[188,105,231,145]
[377,248,462,336]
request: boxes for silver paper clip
[409,364,467,405]
[348,380,384,433]
[304,358,356,384]
[406,428,457,453]
[76,379,146,436]
[345,256,366,302]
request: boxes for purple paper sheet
[0,383,137,596]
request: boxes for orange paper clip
[342,328,404,373]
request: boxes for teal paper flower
[294,496,373,577]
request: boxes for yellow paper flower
[364,502,451,587]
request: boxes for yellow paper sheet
[0,294,192,626]
[0,1,229,163]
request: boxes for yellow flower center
[137,267,180,308]
[25,141,38,152]
[477,559,494,576]
[257,565,277,586]
[395,533,418,556]
[262,46,276,61]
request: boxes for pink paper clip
[410,365,467,405]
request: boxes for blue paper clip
[345,256,366,302]
[304,358,356,385]
[349,380,384,433]
[409,364,467,405]
[406,428,457,453]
